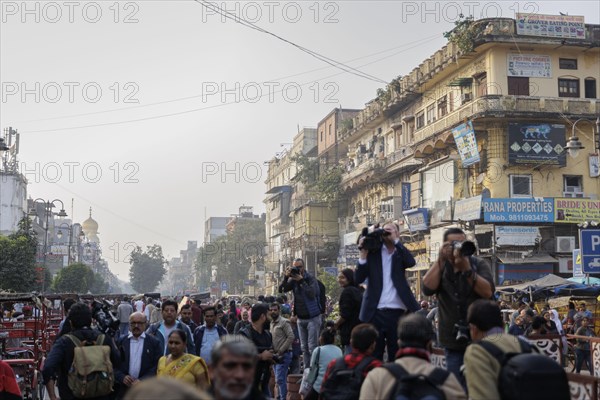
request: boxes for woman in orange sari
[157,329,210,390]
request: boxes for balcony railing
[414,95,600,143]
[341,157,387,184]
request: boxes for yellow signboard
[554,198,600,223]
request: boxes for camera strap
[444,258,476,319]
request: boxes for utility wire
[16,34,440,124]
[195,0,388,84]
[18,35,440,134]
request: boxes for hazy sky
[2,0,598,280]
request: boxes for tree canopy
[195,218,265,294]
[52,262,108,293]
[129,244,167,293]
[0,218,38,292]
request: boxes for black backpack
[383,363,449,400]
[320,356,375,400]
[478,339,570,400]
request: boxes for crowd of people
[3,223,595,400]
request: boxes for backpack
[383,363,448,400]
[66,334,114,399]
[320,356,375,400]
[478,339,570,400]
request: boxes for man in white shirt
[134,298,145,313]
[115,312,161,399]
[355,221,420,361]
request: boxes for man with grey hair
[360,314,466,399]
[208,335,268,400]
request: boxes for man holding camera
[356,222,420,362]
[422,227,494,389]
[279,258,322,367]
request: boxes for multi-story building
[335,15,599,291]
[204,217,229,244]
[0,127,27,236]
[167,240,198,295]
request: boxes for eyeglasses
[130,322,146,326]
[221,361,254,371]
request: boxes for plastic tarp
[496,274,600,300]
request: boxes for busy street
[1,1,600,399]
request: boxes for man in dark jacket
[193,306,227,365]
[355,222,420,361]
[422,227,494,389]
[114,312,162,399]
[279,258,322,367]
[42,303,120,400]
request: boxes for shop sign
[495,226,540,246]
[454,195,482,221]
[483,198,554,223]
[554,198,600,224]
[516,13,586,39]
[403,208,429,232]
[508,123,566,166]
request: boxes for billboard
[507,54,551,78]
[516,13,586,39]
[555,198,600,224]
[483,198,554,223]
[508,123,566,166]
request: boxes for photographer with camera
[355,222,420,362]
[422,227,494,389]
[278,258,322,368]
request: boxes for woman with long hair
[334,268,363,355]
[157,330,210,390]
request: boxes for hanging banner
[508,54,552,78]
[508,123,566,166]
[403,208,429,232]
[516,13,586,39]
[451,121,480,167]
[401,183,411,211]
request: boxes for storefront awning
[496,253,557,265]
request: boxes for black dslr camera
[290,267,301,276]
[91,300,120,337]
[357,226,389,252]
[451,240,477,257]
[454,321,470,345]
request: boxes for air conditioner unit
[563,192,584,198]
[556,236,575,253]
[461,93,472,103]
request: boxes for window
[585,78,597,99]
[328,123,332,136]
[475,72,487,97]
[509,175,532,198]
[426,104,436,124]
[559,58,578,69]
[508,77,529,95]
[320,130,323,142]
[563,175,583,197]
[558,78,580,98]
[416,111,425,129]
[437,95,448,117]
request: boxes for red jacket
[321,351,382,386]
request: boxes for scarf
[395,347,431,362]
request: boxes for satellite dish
[476,173,486,185]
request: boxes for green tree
[52,262,101,293]
[0,217,38,292]
[195,218,266,294]
[318,270,342,302]
[129,244,167,293]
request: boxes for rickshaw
[0,292,48,399]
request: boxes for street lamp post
[56,222,73,265]
[565,117,600,158]
[28,199,68,293]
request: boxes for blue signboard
[580,229,600,274]
[403,208,429,232]
[482,198,554,223]
[401,183,411,211]
[221,281,229,291]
